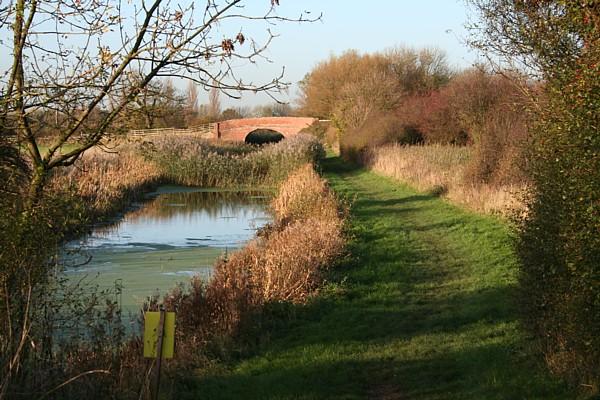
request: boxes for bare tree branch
[0,0,316,202]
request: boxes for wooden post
[153,307,166,400]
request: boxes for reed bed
[147,134,325,188]
[272,163,341,224]
[50,145,161,220]
[363,144,522,215]
[159,163,346,385]
[48,134,324,225]
[34,141,342,399]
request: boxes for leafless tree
[0,1,318,397]
[185,80,200,124]
[0,0,318,203]
[121,77,185,129]
[385,46,453,94]
[208,83,222,120]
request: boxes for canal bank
[63,186,271,314]
[187,156,574,400]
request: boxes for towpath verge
[187,156,573,399]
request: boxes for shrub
[398,91,468,145]
[469,0,600,390]
[298,50,390,119]
[148,134,324,188]
[0,180,124,398]
[299,120,329,141]
[401,69,530,184]
[443,70,529,185]
[340,112,423,163]
[334,66,529,185]
[161,163,345,377]
[516,68,600,390]
[298,47,452,121]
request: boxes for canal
[63,185,271,314]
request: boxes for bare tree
[0,0,318,203]
[185,80,200,125]
[385,46,453,94]
[121,77,186,130]
[333,68,400,131]
[208,84,222,120]
[0,2,318,397]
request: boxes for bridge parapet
[214,117,317,141]
[129,123,215,139]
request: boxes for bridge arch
[214,117,317,142]
[244,129,285,145]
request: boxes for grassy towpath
[186,156,574,399]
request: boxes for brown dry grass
[8,139,340,398]
[364,144,522,215]
[159,163,345,378]
[44,161,345,398]
[50,145,161,218]
[272,164,340,224]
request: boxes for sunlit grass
[364,144,522,215]
[186,156,576,400]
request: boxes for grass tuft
[363,144,522,215]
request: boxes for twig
[37,369,111,400]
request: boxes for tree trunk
[25,166,48,211]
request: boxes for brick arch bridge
[213,117,317,141]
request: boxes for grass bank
[363,144,522,215]
[186,156,576,399]
[1,136,330,399]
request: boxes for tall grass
[272,164,341,225]
[147,134,325,188]
[4,138,340,399]
[48,134,324,225]
[364,144,522,215]
[147,164,346,396]
[51,145,162,220]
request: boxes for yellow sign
[143,311,175,359]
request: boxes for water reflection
[64,186,271,312]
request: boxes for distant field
[20,142,80,156]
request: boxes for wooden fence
[128,123,215,139]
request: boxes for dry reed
[364,144,522,215]
[147,134,324,188]
[161,163,345,375]
[36,142,342,398]
[272,164,340,224]
[50,145,161,219]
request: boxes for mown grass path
[187,157,574,399]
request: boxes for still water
[64,186,271,312]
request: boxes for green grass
[181,156,576,399]
[33,143,79,156]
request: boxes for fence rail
[128,123,215,139]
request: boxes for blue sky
[218,0,479,107]
[0,1,479,109]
